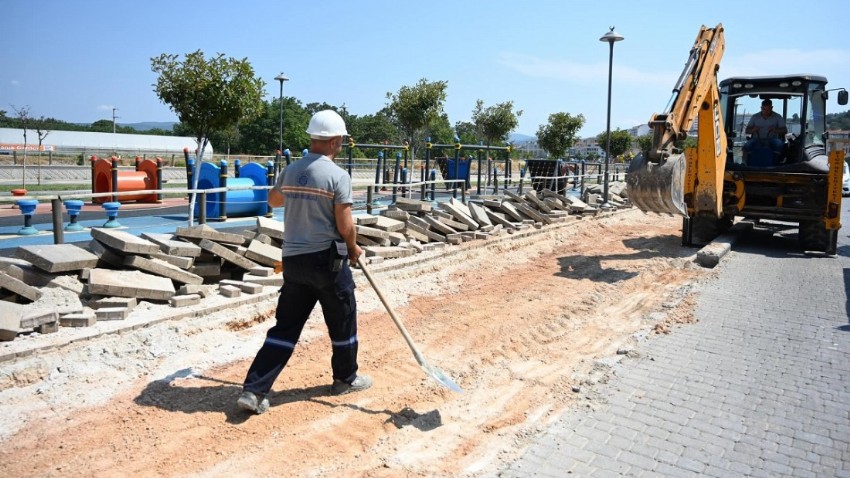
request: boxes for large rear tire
[798,220,830,252]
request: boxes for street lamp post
[600,26,623,210]
[112,107,119,134]
[274,73,290,169]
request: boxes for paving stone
[169,294,201,307]
[149,252,194,269]
[219,284,241,298]
[87,268,175,301]
[88,296,137,311]
[15,244,99,273]
[256,216,284,241]
[140,232,203,257]
[381,208,410,221]
[355,214,379,226]
[198,239,260,271]
[238,274,283,288]
[124,255,204,285]
[188,261,222,277]
[363,246,415,258]
[0,302,23,340]
[90,228,161,255]
[95,307,129,320]
[176,224,246,245]
[467,201,494,227]
[219,279,263,294]
[246,266,274,277]
[0,270,43,302]
[88,240,125,268]
[394,197,431,212]
[439,200,479,230]
[243,240,282,267]
[177,284,215,298]
[4,263,55,287]
[60,312,97,327]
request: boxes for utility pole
[112,107,119,133]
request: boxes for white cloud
[10,80,20,87]
[496,51,674,87]
[97,104,115,111]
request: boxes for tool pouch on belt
[329,241,348,272]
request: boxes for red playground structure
[90,156,162,204]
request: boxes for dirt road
[0,209,715,477]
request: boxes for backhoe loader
[626,23,848,254]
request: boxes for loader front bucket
[626,153,688,216]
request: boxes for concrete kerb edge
[0,288,279,364]
[0,207,634,364]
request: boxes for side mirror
[839,89,849,106]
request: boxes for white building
[0,128,213,160]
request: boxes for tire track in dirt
[0,211,715,477]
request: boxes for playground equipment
[90,156,162,204]
[101,202,122,228]
[15,199,39,235]
[427,141,512,195]
[187,158,273,221]
[63,200,85,231]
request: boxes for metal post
[375,151,383,193]
[600,27,624,210]
[219,160,228,221]
[392,152,401,203]
[366,188,373,214]
[51,198,63,245]
[111,156,118,203]
[156,157,163,203]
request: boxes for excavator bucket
[626,153,688,216]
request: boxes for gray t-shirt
[747,111,786,139]
[274,153,353,257]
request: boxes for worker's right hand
[349,245,363,267]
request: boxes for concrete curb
[695,221,753,268]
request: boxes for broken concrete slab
[198,239,261,271]
[256,216,284,241]
[467,201,494,227]
[394,197,432,213]
[355,214,379,226]
[88,240,125,269]
[88,268,176,301]
[439,201,479,230]
[0,302,22,341]
[91,228,161,255]
[244,240,282,267]
[372,215,406,232]
[177,284,215,298]
[150,252,194,270]
[219,279,264,294]
[15,244,99,273]
[4,263,56,288]
[363,246,415,259]
[140,232,203,257]
[0,271,43,302]
[176,224,247,245]
[220,284,241,298]
[124,255,204,285]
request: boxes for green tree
[472,99,522,147]
[348,111,399,146]
[151,49,265,223]
[385,78,448,158]
[595,129,633,161]
[636,133,653,155]
[536,112,585,159]
[453,120,479,145]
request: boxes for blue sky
[2,0,848,139]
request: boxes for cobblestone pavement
[500,202,850,477]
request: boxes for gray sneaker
[237,391,269,414]
[331,375,373,396]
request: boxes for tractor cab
[721,75,848,173]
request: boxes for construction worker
[237,109,369,415]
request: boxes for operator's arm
[745,117,758,136]
[334,202,363,266]
[776,115,788,136]
[268,188,285,208]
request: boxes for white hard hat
[306,109,348,139]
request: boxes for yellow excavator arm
[627,24,726,217]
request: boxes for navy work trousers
[242,246,358,396]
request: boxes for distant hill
[509,132,536,143]
[120,122,177,132]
